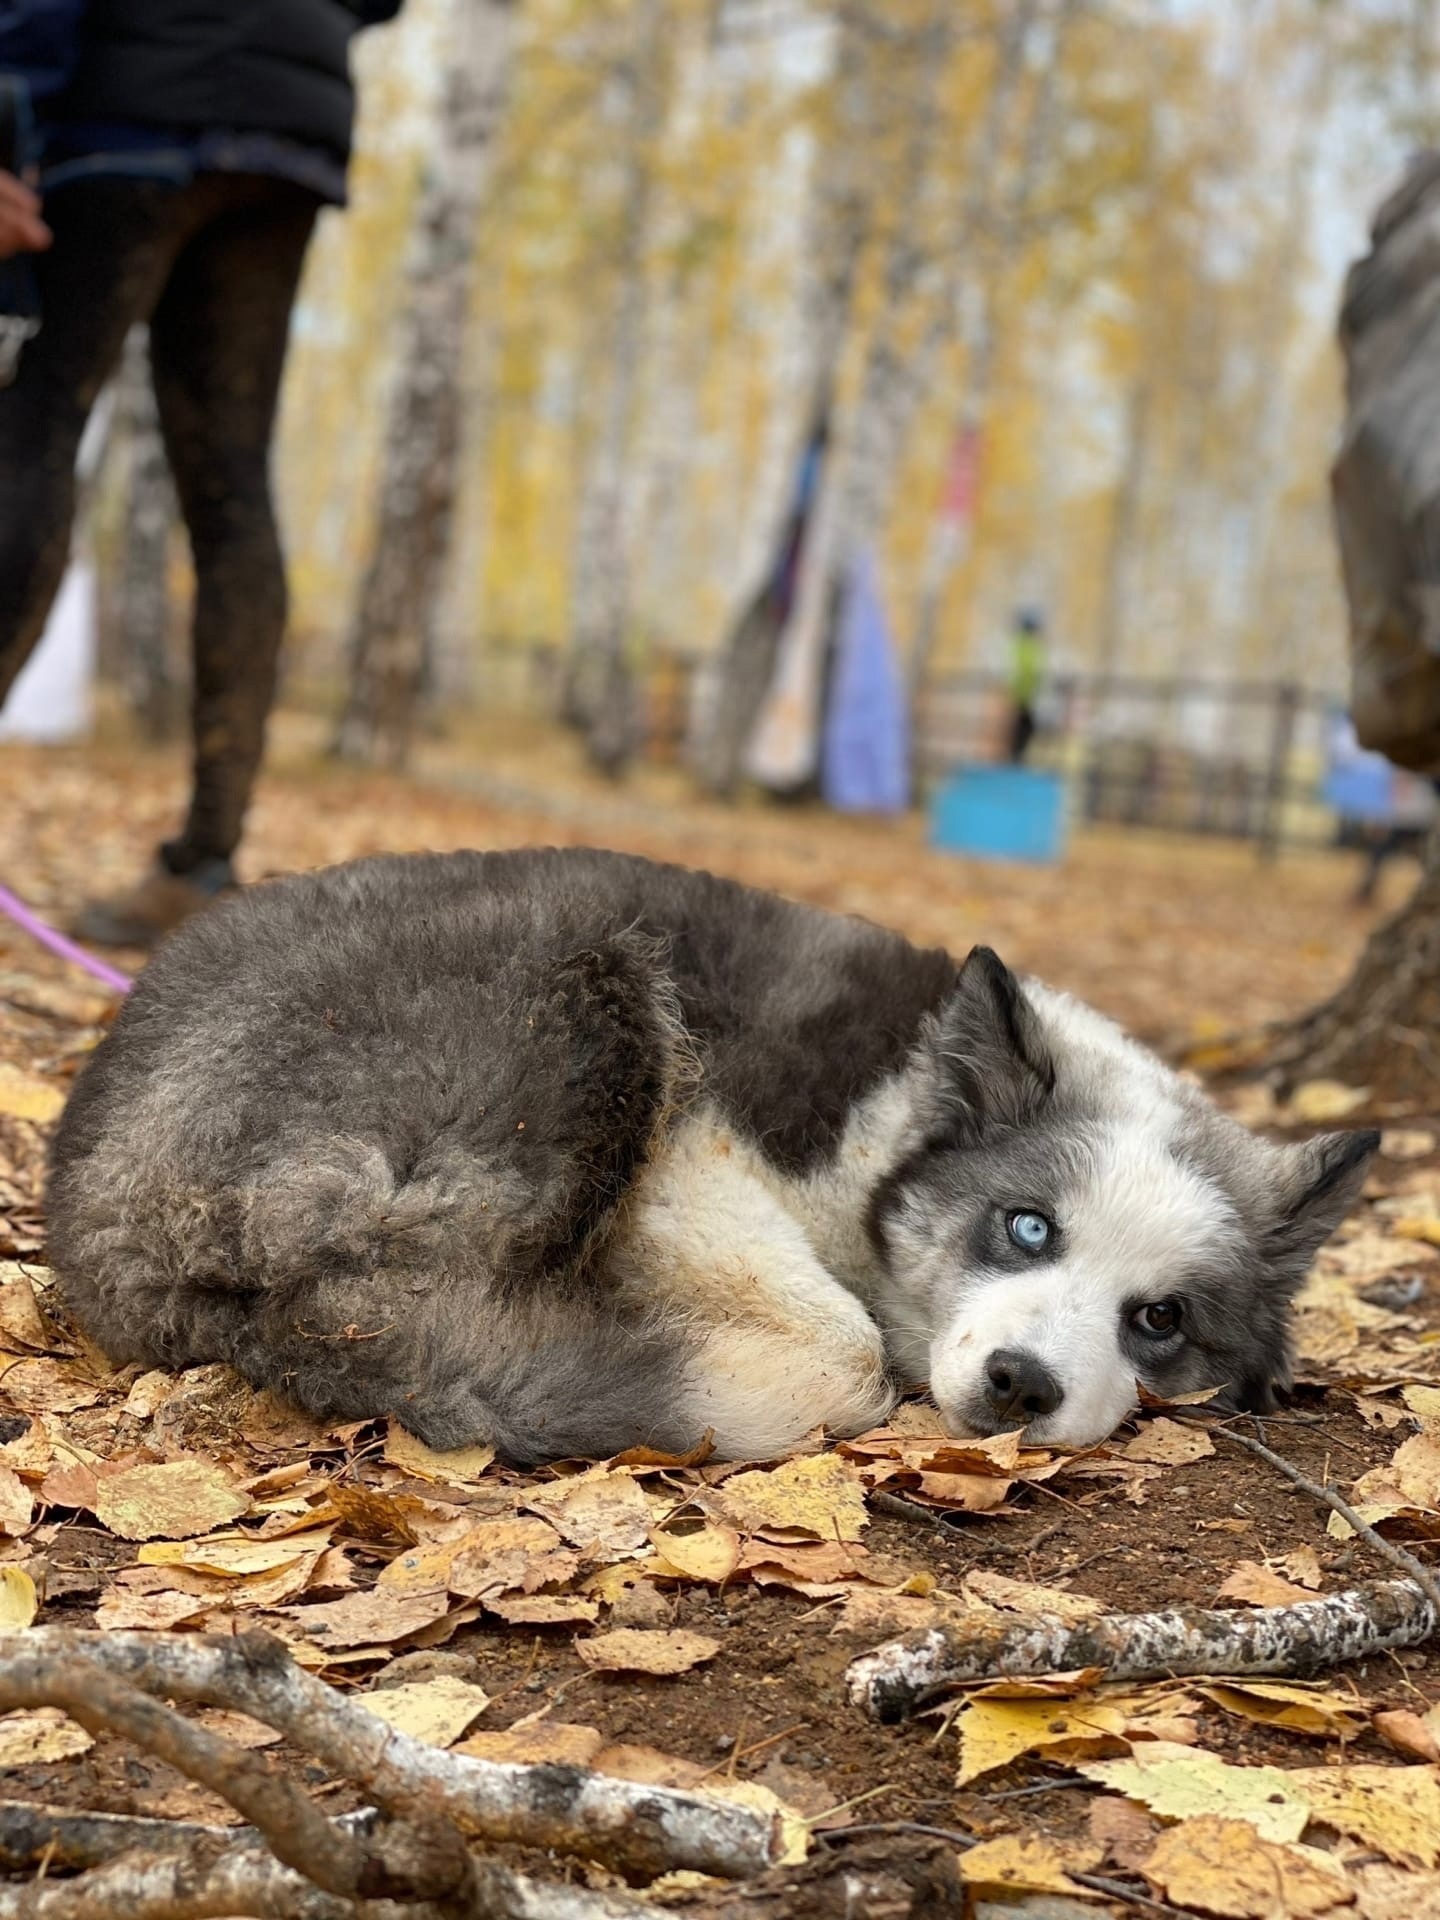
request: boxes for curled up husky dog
[49,848,1376,1465]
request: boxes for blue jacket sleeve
[0,1,87,100]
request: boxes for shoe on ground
[71,852,235,950]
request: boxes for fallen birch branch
[846,1576,1436,1721]
[0,1816,649,1920]
[0,1629,780,1883]
[850,1419,1440,1721]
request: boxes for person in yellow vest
[1007,607,1046,763]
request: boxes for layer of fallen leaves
[1,794,1440,1920]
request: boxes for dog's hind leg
[611,1120,897,1460]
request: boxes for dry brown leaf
[1392,1215,1440,1247]
[446,1516,580,1600]
[958,1832,1101,1899]
[0,1064,64,1124]
[326,1481,422,1546]
[1373,1705,1440,1764]
[1141,1816,1350,1919]
[590,1742,708,1789]
[524,1466,652,1555]
[0,1358,104,1414]
[0,1268,58,1353]
[275,1585,453,1651]
[362,1677,490,1747]
[711,1452,869,1542]
[575,1628,720,1675]
[484,1593,599,1626]
[0,1463,32,1537]
[0,1708,92,1765]
[1276,1546,1324,1589]
[190,1708,282,1750]
[381,1426,496,1485]
[455,1722,604,1767]
[95,1584,215,1632]
[1350,1862,1440,1920]
[913,1471,1014,1512]
[1216,1561,1320,1609]
[1087,1793,1158,1871]
[91,1459,250,1542]
[1122,1417,1216,1465]
[961,1567,1107,1624]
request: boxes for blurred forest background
[58,0,1440,806]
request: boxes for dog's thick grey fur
[49,847,1376,1463]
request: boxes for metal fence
[470,643,1360,855]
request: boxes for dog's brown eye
[1134,1300,1181,1338]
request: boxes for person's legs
[153,177,319,873]
[0,182,186,702]
[74,177,319,945]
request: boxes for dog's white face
[872,951,1378,1450]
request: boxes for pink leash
[0,881,133,996]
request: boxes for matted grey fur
[48,848,1376,1463]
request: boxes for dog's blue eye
[1007,1210,1052,1253]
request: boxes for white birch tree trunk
[907,0,1076,703]
[334,0,517,768]
[561,0,666,773]
[692,7,871,795]
[745,1,1037,792]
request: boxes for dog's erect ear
[929,946,1056,1138]
[1262,1129,1380,1283]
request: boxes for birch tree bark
[563,0,667,775]
[692,7,871,796]
[744,0,1038,794]
[115,327,183,741]
[907,0,1078,704]
[334,0,517,769]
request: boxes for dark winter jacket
[0,0,403,167]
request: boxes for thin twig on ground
[816,1819,1194,1919]
[1213,1421,1440,1615]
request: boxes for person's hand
[0,171,50,258]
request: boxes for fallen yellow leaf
[382,1426,496,1485]
[362,1677,490,1747]
[0,1565,37,1629]
[1079,1743,1311,1843]
[959,1832,1100,1898]
[92,1460,250,1541]
[0,1064,64,1124]
[0,1708,91,1765]
[956,1690,1198,1786]
[1197,1679,1367,1741]
[960,1568,1107,1625]
[1142,1816,1350,1919]
[1123,1417,1216,1465]
[711,1452,869,1543]
[524,1466,652,1555]
[1288,1080,1371,1123]
[649,1522,742,1583]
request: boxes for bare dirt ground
[0,721,1437,1919]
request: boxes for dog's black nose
[984,1349,1063,1421]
